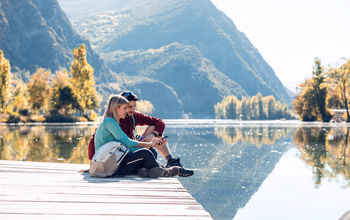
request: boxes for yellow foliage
[27,68,52,113]
[70,44,99,111]
[0,50,11,112]
[136,99,154,115]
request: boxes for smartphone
[158,136,168,145]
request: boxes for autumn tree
[293,78,318,121]
[27,68,52,113]
[264,96,275,119]
[0,50,11,112]
[240,97,249,120]
[327,59,350,121]
[70,44,99,113]
[50,70,76,116]
[293,58,332,122]
[136,99,154,115]
[11,80,29,114]
[215,94,294,120]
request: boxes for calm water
[1,120,350,219]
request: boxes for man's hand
[156,137,167,148]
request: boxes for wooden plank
[0,214,211,220]
[0,160,212,219]
[0,202,209,216]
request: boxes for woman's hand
[150,138,158,148]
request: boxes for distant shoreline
[1,119,350,127]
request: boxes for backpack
[89,141,129,177]
[88,115,136,160]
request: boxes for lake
[1,120,350,220]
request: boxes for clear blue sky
[211,0,350,92]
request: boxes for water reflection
[293,126,350,187]
[1,123,350,219]
[0,125,95,164]
[214,126,291,146]
[167,125,294,220]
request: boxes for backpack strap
[131,115,136,139]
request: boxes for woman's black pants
[117,148,159,175]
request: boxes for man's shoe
[178,168,194,177]
[162,166,181,177]
[166,158,183,168]
[149,166,182,178]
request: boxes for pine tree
[70,44,99,112]
[0,50,11,112]
[311,58,332,122]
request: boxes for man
[119,91,193,177]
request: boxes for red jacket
[88,112,165,160]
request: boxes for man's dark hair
[120,91,138,101]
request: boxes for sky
[211,0,350,92]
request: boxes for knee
[137,148,155,158]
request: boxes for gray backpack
[89,141,129,177]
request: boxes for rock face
[0,0,113,82]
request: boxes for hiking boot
[166,158,183,168]
[162,166,181,177]
[149,166,183,178]
[138,168,150,177]
[178,167,194,177]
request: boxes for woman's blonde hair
[103,95,129,122]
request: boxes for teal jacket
[94,117,138,151]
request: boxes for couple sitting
[89,91,194,178]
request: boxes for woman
[94,95,181,178]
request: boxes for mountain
[97,75,185,118]
[104,43,247,117]
[1,0,292,119]
[0,0,114,83]
[61,0,291,100]
[58,0,292,118]
[0,0,185,117]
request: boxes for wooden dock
[0,160,211,219]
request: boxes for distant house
[330,109,347,122]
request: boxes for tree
[256,93,266,120]
[293,58,332,122]
[250,96,259,120]
[70,44,99,112]
[293,79,318,121]
[51,70,76,116]
[264,96,276,119]
[327,59,350,121]
[12,80,29,114]
[311,58,332,122]
[240,97,249,120]
[0,50,11,112]
[27,68,52,113]
[136,99,154,115]
[225,96,239,119]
